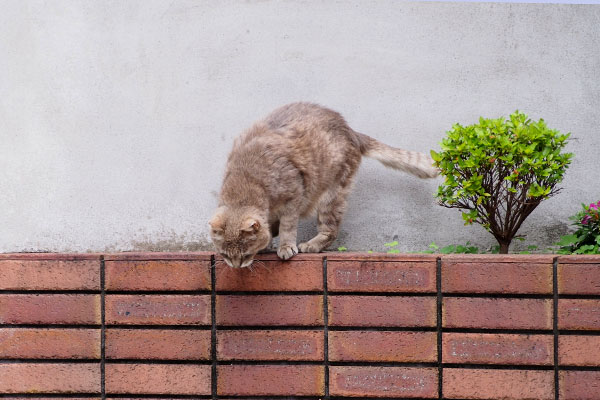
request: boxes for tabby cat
[210,103,438,268]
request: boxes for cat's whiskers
[252,259,270,272]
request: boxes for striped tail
[354,131,439,179]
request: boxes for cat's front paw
[277,244,298,260]
[298,242,321,253]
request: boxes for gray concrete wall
[1,1,599,253]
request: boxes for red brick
[105,364,210,394]
[0,363,100,393]
[216,260,322,291]
[104,252,212,261]
[0,294,101,325]
[443,369,554,399]
[443,298,553,330]
[217,330,323,361]
[442,261,552,294]
[441,254,555,263]
[0,328,100,359]
[105,260,210,291]
[219,252,324,261]
[6,398,99,400]
[217,365,324,396]
[558,255,600,264]
[442,333,553,365]
[559,335,600,366]
[328,296,436,327]
[327,260,436,292]
[0,253,101,260]
[0,260,100,290]
[560,371,600,400]
[106,329,210,360]
[329,331,437,362]
[559,299,600,330]
[326,253,438,262]
[216,295,323,326]
[329,366,438,398]
[105,295,210,325]
[558,263,600,294]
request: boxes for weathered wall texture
[1,1,599,252]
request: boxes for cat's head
[209,206,271,268]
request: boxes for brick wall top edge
[104,252,213,261]
[557,255,600,263]
[0,253,102,260]
[441,254,557,263]
[215,252,325,261]
[325,252,438,261]
[4,252,599,262]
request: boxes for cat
[209,102,438,268]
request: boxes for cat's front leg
[277,212,299,260]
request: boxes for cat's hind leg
[298,185,350,253]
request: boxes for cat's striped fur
[209,103,438,267]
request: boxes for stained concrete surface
[1,1,598,252]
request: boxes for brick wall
[1,252,599,399]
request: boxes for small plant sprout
[384,241,400,254]
[432,111,572,253]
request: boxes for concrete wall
[1,1,599,253]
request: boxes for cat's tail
[354,131,439,179]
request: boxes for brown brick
[105,364,210,394]
[441,254,555,263]
[442,333,553,365]
[442,262,552,294]
[217,365,324,396]
[559,299,600,330]
[216,260,322,291]
[327,260,436,292]
[217,330,323,361]
[105,295,210,325]
[7,398,99,400]
[329,331,437,362]
[559,335,600,366]
[0,254,101,261]
[0,259,100,290]
[558,263,600,294]
[106,329,210,360]
[443,298,553,330]
[105,260,210,291]
[0,363,100,393]
[558,255,600,264]
[443,368,554,399]
[0,294,101,325]
[104,252,212,261]
[0,328,100,359]
[326,253,437,262]
[328,296,436,327]
[560,371,600,400]
[216,295,323,326]
[329,366,438,398]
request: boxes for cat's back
[264,102,344,131]
[232,102,358,155]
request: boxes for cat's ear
[209,207,227,237]
[241,218,261,234]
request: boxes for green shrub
[431,111,572,253]
[557,201,600,254]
